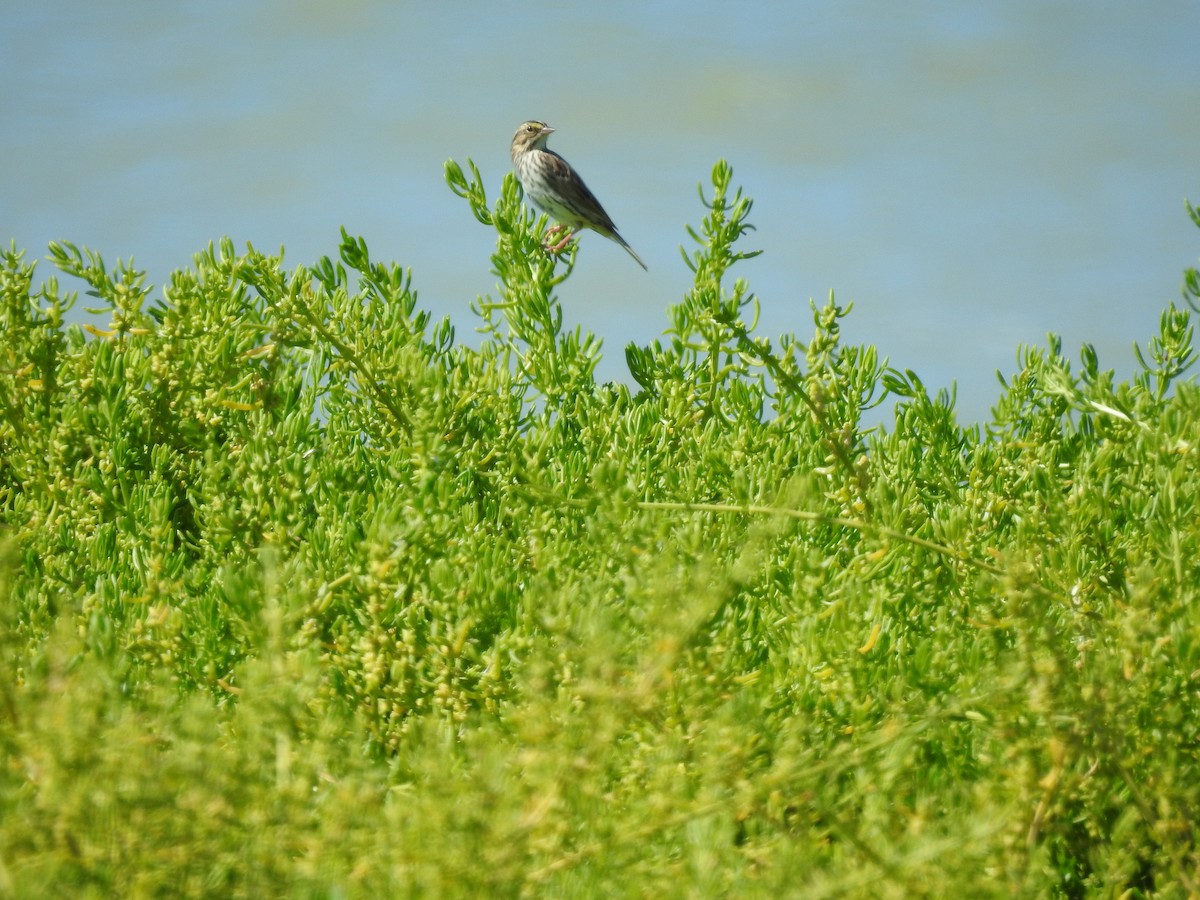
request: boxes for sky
[3,2,1198,423]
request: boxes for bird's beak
[541,125,555,135]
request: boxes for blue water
[3,2,1198,423]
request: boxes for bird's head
[511,120,554,157]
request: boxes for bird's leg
[545,229,576,254]
[545,223,565,236]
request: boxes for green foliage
[1,167,1199,897]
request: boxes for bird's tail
[611,233,648,271]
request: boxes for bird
[509,120,647,271]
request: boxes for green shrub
[1,171,1198,897]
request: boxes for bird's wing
[542,150,619,233]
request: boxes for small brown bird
[510,120,647,271]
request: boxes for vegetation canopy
[1,162,1199,896]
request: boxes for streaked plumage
[510,120,647,271]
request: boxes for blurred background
[3,2,1198,424]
